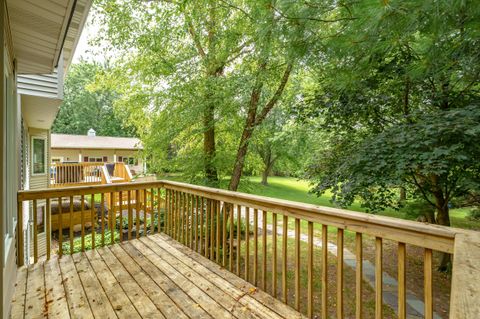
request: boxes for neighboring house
[51,129,145,174]
[0,0,91,316]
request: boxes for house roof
[7,0,91,74]
[51,134,143,150]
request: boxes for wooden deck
[10,233,304,319]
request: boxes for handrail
[161,181,458,253]
[20,180,459,251]
[50,162,105,187]
[15,180,480,318]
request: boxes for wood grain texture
[449,231,480,319]
[375,237,383,319]
[398,242,406,319]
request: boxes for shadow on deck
[11,233,303,319]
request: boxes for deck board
[44,257,70,318]
[10,233,305,319]
[24,262,46,319]
[11,266,28,318]
[97,246,167,319]
[72,253,118,319]
[84,250,141,319]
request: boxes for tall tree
[93,0,342,186]
[301,0,480,270]
[52,61,136,137]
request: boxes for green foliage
[400,200,435,221]
[309,106,480,212]
[52,60,136,137]
[468,208,480,221]
[91,0,344,183]
[302,0,480,219]
[61,230,120,254]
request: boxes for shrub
[468,207,480,221]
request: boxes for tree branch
[410,172,437,208]
[254,62,293,126]
[187,21,206,59]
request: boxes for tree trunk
[229,127,254,191]
[261,148,275,186]
[228,63,293,191]
[433,187,452,272]
[203,103,218,185]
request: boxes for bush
[468,207,480,221]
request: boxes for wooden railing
[113,162,133,182]
[16,180,480,318]
[50,162,133,187]
[50,162,104,187]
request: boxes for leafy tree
[251,105,310,185]
[92,0,345,187]
[52,61,136,137]
[302,0,480,269]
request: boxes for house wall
[29,128,50,190]
[51,148,80,162]
[1,2,19,316]
[25,128,50,263]
[51,148,144,174]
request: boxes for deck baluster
[356,233,363,319]
[375,237,383,319]
[337,228,344,318]
[282,215,288,304]
[322,225,328,318]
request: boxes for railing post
[449,232,480,318]
[17,199,24,266]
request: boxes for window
[32,137,46,175]
[88,156,105,162]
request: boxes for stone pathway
[235,207,442,319]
